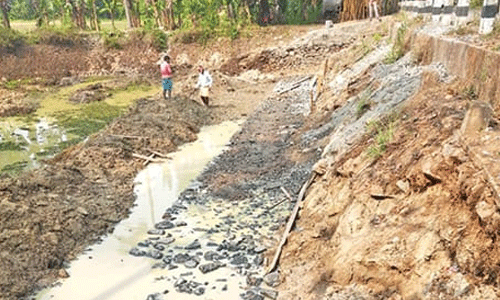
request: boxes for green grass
[385,21,408,64]
[356,90,372,118]
[366,117,398,159]
[11,19,128,33]
[56,101,124,139]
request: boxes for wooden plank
[266,173,317,274]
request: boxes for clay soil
[278,63,500,299]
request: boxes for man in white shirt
[195,65,213,106]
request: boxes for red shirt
[160,62,172,78]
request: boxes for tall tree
[163,0,174,29]
[0,0,11,28]
[123,0,139,27]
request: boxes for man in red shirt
[160,55,172,99]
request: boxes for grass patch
[1,160,29,174]
[366,115,398,159]
[385,21,408,64]
[462,84,478,100]
[56,101,124,141]
[356,90,372,118]
[0,141,23,151]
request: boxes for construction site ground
[2,13,500,300]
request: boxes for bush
[102,31,124,49]
[0,28,26,53]
[27,25,83,47]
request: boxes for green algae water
[0,80,157,174]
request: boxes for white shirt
[196,70,213,88]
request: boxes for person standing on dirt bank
[195,65,213,106]
[368,0,381,22]
[160,55,173,100]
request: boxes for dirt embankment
[276,24,500,300]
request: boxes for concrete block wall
[414,33,500,109]
[400,0,497,33]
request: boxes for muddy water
[36,120,243,300]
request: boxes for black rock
[253,246,267,254]
[146,293,161,300]
[185,239,201,250]
[129,248,146,257]
[206,241,219,247]
[204,250,224,261]
[162,255,172,265]
[253,254,264,266]
[269,225,280,231]
[173,253,191,264]
[199,262,225,274]
[188,281,201,288]
[230,254,248,265]
[193,286,205,296]
[174,278,187,287]
[180,272,193,276]
[260,288,279,300]
[138,240,152,247]
[247,275,263,287]
[147,229,165,235]
[176,221,188,227]
[146,250,163,260]
[153,244,165,251]
[156,237,175,245]
[155,221,175,230]
[240,290,264,300]
[184,260,199,268]
[168,264,178,270]
[152,262,166,269]
[222,284,228,291]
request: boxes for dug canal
[36,76,322,300]
[36,120,244,300]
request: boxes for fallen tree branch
[147,148,171,159]
[263,187,294,213]
[110,134,145,139]
[278,76,312,95]
[266,173,317,274]
[132,153,168,163]
[143,154,155,166]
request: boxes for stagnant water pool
[35,120,244,300]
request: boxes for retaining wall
[414,32,500,110]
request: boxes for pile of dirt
[0,88,38,117]
[68,83,110,103]
[219,27,359,76]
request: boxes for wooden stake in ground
[266,173,317,274]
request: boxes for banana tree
[100,0,121,30]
